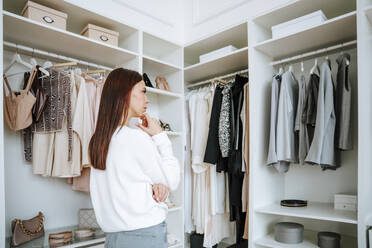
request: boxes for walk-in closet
[1,0,372,247]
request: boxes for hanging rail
[187,68,249,89]
[3,41,114,71]
[270,40,357,66]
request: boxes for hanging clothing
[219,82,233,158]
[184,92,195,234]
[276,71,299,167]
[24,68,72,162]
[303,72,320,152]
[295,75,308,165]
[241,83,249,240]
[335,53,353,151]
[189,90,208,234]
[228,74,248,245]
[204,86,229,172]
[83,74,105,129]
[266,74,290,173]
[67,72,94,191]
[32,71,80,177]
[305,61,338,170]
[3,69,36,132]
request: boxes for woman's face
[129,80,149,117]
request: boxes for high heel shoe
[159,120,172,131]
[155,76,170,91]
[143,73,154,88]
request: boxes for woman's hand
[136,113,162,136]
[152,184,169,203]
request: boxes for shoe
[155,76,170,91]
[159,120,172,131]
[143,73,154,88]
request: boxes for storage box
[334,193,357,211]
[272,10,327,39]
[199,45,237,63]
[21,1,67,30]
[274,222,304,244]
[318,232,341,248]
[81,24,119,47]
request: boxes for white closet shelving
[357,0,372,247]
[1,0,185,247]
[249,0,359,247]
[184,22,248,84]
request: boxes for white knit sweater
[90,126,180,232]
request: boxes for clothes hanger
[301,61,304,73]
[310,58,319,75]
[4,47,33,75]
[278,66,284,75]
[288,64,294,73]
[29,49,50,77]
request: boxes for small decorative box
[274,222,304,244]
[81,24,119,47]
[22,1,68,30]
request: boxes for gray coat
[305,61,337,169]
[335,53,353,150]
[267,74,290,173]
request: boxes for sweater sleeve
[137,131,181,191]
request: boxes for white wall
[183,0,292,45]
[66,0,185,45]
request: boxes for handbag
[11,212,45,247]
[3,68,37,131]
[79,208,99,229]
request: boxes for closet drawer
[21,1,67,30]
[81,24,119,47]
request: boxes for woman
[89,68,180,248]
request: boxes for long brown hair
[89,68,142,170]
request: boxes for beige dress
[33,71,81,177]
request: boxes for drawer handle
[100,35,109,42]
[42,16,54,24]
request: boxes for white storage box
[199,45,237,63]
[334,193,357,211]
[272,10,327,39]
[81,24,119,47]
[22,1,67,30]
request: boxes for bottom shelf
[254,230,357,248]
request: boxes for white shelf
[364,5,372,25]
[4,0,139,51]
[184,46,248,83]
[146,87,182,98]
[184,22,247,66]
[143,55,182,74]
[254,11,356,60]
[255,202,357,224]
[143,32,182,68]
[3,11,138,68]
[254,230,357,248]
[253,0,355,29]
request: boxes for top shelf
[4,0,139,52]
[184,22,247,67]
[253,11,356,60]
[253,0,355,30]
[143,32,182,68]
[3,11,138,68]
